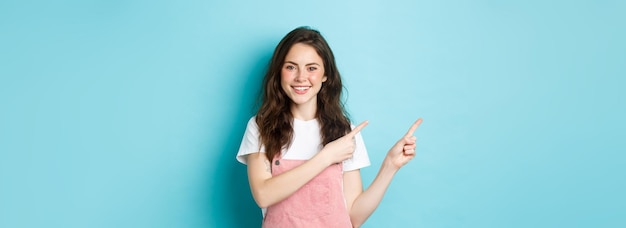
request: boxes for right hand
[319,121,369,165]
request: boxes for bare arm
[246,152,331,208]
[247,121,369,208]
[344,119,422,227]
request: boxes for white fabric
[236,116,370,172]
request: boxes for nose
[295,68,305,82]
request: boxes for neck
[290,101,317,121]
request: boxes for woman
[237,26,422,227]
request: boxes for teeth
[294,87,309,91]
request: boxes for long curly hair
[256,26,351,162]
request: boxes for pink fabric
[262,159,352,228]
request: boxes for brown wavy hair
[256,26,351,162]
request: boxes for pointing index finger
[405,118,423,137]
[348,120,369,137]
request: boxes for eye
[307,66,317,71]
[285,65,296,71]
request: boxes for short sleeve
[236,117,265,165]
[342,125,370,171]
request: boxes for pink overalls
[262,158,353,228]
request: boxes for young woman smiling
[237,27,422,227]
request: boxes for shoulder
[241,116,261,139]
[248,116,257,125]
[246,116,259,129]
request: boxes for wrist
[381,157,401,173]
[313,149,333,167]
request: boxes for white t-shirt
[236,117,370,171]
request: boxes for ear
[322,75,328,82]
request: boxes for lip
[291,86,311,95]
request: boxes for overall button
[274,160,280,166]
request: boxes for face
[281,43,327,108]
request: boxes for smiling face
[281,43,327,110]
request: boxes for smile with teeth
[292,86,311,94]
[293,86,310,91]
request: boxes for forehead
[284,43,323,64]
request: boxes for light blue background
[1,0,625,227]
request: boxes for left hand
[385,118,422,169]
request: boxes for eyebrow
[284,61,321,66]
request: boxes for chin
[289,97,315,106]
